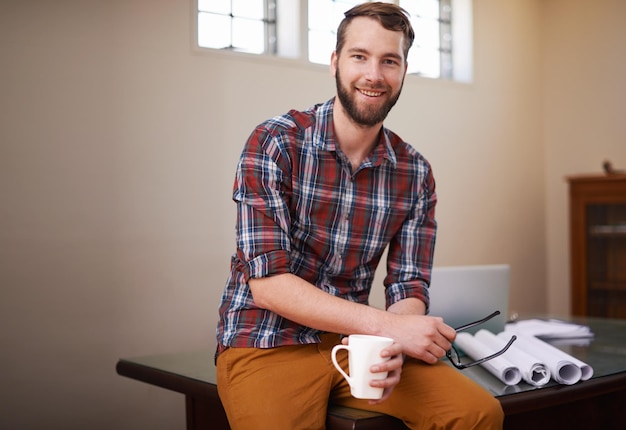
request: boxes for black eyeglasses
[446,311,517,370]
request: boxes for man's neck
[332,101,382,171]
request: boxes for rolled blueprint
[455,332,522,386]
[474,329,551,387]
[498,332,593,384]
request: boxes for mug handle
[331,344,352,385]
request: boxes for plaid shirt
[216,98,437,352]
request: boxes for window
[402,0,453,79]
[197,0,276,54]
[196,0,473,82]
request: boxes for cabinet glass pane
[586,204,626,318]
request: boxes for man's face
[331,17,408,127]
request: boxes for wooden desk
[117,317,626,429]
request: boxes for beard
[335,67,404,127]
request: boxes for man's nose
[364,61,384,83]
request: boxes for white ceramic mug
[331,334,394,399]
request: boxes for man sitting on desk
[215,2,503,429]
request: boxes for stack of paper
[453,321,594,387]
[505,319,594,341]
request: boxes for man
[216,2,504,429]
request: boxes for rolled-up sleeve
[233,126,293,282]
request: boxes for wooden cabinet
[568,174,626,318]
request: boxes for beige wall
[0,0,623,428]
[543,0,626,315]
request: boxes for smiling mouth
[358,88,384,97]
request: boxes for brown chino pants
[217,333,504,430]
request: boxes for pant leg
[216,334,345,430]
[331,358,504,430]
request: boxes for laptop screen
[427,265,510,334]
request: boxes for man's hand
[367,341,404,404]
[391,314,456,363]
[385,298,457,364]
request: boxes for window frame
[191,0,473,83]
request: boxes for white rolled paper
[464,368,523,396]
[498,332,593,384]
[474,329,551,387]
[454,332,522,386]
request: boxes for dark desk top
[117,316,626,416]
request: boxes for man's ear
[330,50,338,77]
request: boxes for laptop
[427,264,510,334]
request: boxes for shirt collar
[313,98,397,168]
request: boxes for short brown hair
[336,2,415,61]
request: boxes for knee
[463,395,504,429]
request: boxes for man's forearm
[249,274,452,362]
[387,297,427,316]
[249,273,391,336]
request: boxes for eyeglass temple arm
[465,334,518,368]
[454,310,501,332]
